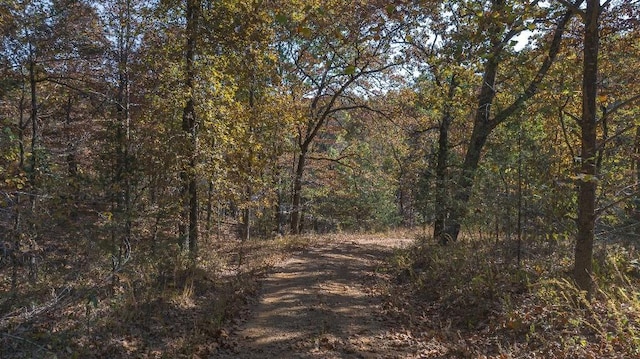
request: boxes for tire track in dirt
[216,235,413,358]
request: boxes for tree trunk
[439,2,577,243]
[18,84,26,171]
[28,53,38,190]
[634,126,640,231]
[180,97,198,255]
[443,48,499,243]
[206,180,213,233]
[64,97,78,180]
[275,172,285,235]
[181,0,199,257]
[112,0,133,273]
[242,207,250,240]
[574,0,600,297]
[434,74,458,244]
[242,185,251,241]
[290,149,307,234]
[187,160,198,255]
[444,122,494,243]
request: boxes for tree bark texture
[290,149,307,234]
[634,126,640,231]
[574,0,600,297]
[443,49,499,243]
[29,53,38,188]
[181,0,199,256]
[433,75,458,244]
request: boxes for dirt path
[217,235,414,358]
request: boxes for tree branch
[492,1,584,127]
[596,185,640,217]
[596,125,634,152]
[558,98,577,160]
[325,103,387,118]
[600,0,613,13]
[557,0,586,20]
[563,110,582,123]
[606,93,640,116]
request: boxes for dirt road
[217,235,415,358]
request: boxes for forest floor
[216,234,419,358]
[216,231,640,358]
[2,228,638,358]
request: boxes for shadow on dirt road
[217,236,413,358]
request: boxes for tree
[178,0,200,257]
[1,0,107,288]
[568,0,632,296]
[433,0,582,243]
[276,1,401,233]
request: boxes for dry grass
[3,222,638,358]
[380,233,640,358]
[0,217,308,358]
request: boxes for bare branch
[558,98,577,160]
[492,1,584,127]
[606,93,640,116]
[563,110,582,123]
[307,155,355,169]
[596,185,640,217]
[325,103,388,118]
[600,0,613,13]
[411,125,440,135]
[597,125,634,151]
[557,0,586,20]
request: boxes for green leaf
[386,4,395,16]
[344,65,356,75]
[297,26,312,38]
[275,13,288,24]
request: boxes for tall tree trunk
[181,96,198,255]
[291,149,307,234]
[18,84,26,171]
[634,126,640,231]
[275,172,285,235]
[206,180,213,233]
[434,74,458,244]
[112,0,133,279]
[242,186,251,241]
[180,0,199,257]
[64,97,77,180]
[242,207,250,240]
[28,52,38,192]
[242,84,256,241]
[443,47,499,243]
[444,122,494,243]
[440,2,578,243]
[574,0,600,297]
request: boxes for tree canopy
[1,0,639,356]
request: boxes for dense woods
[1,0,639,357]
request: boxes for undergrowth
[382,234,640,358]
[0,226,308,358]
